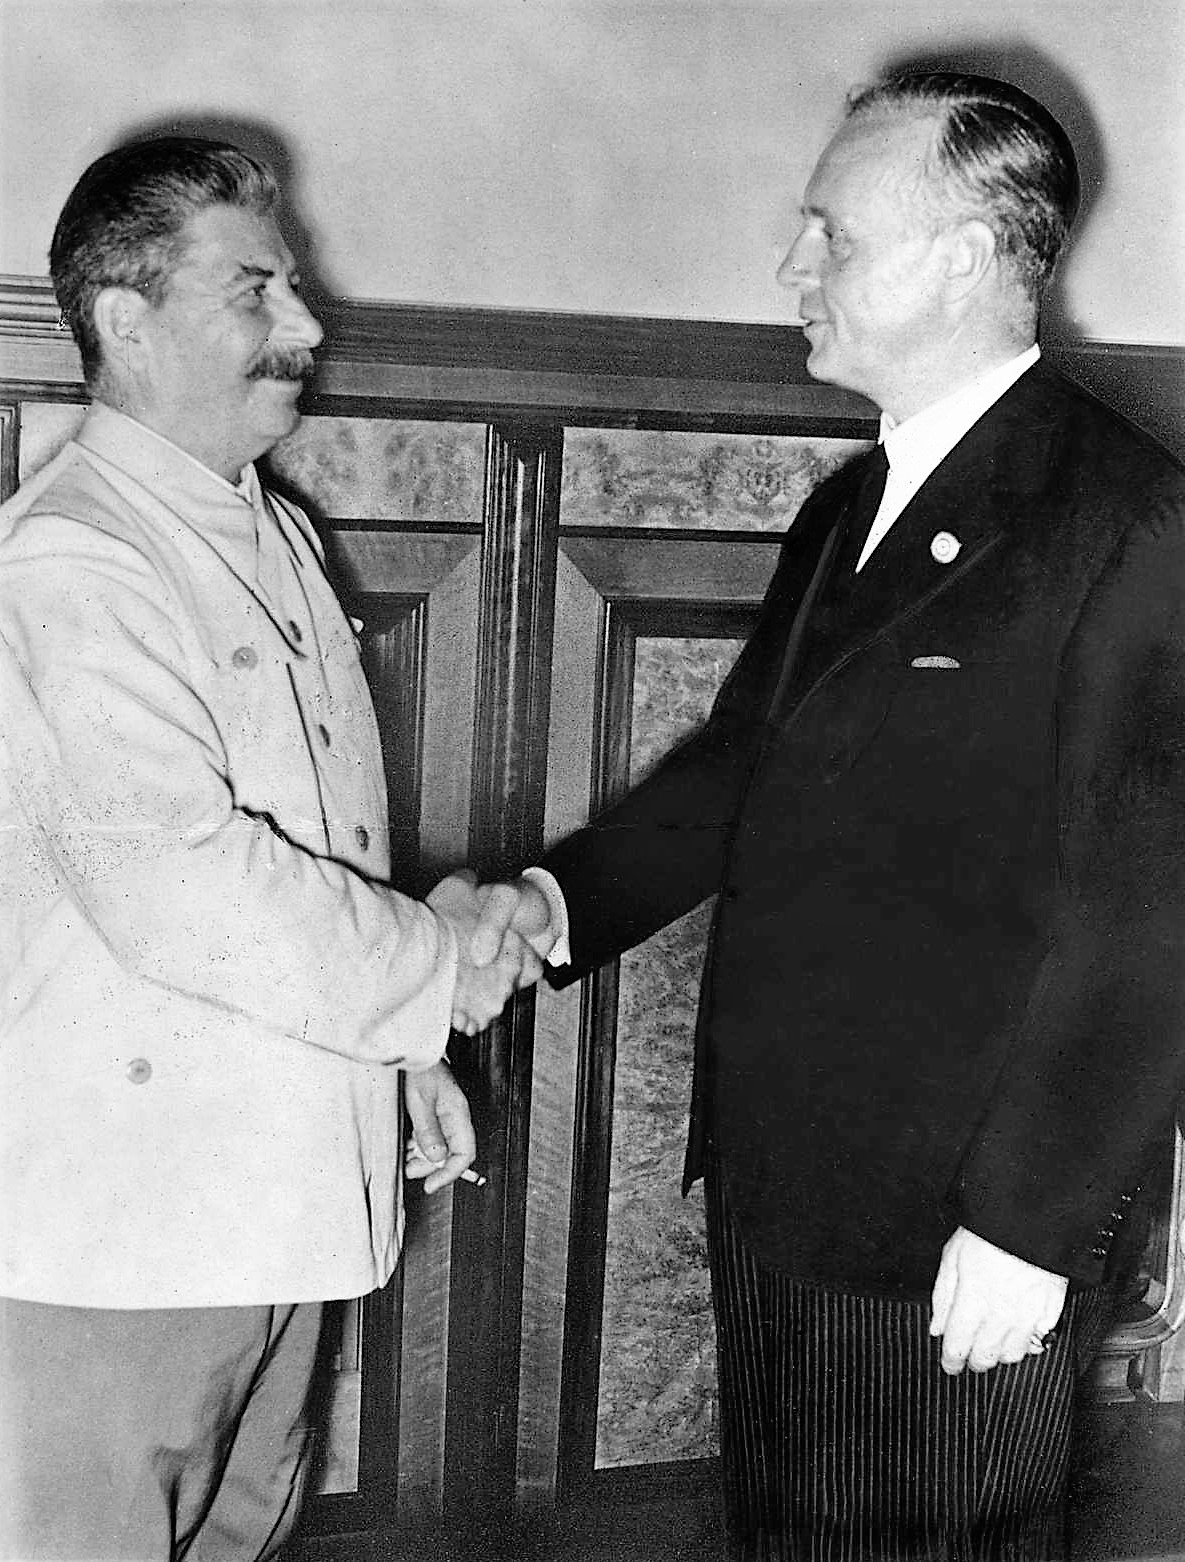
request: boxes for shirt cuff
[521,867,572,967]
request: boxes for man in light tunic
[0,136,536,1561]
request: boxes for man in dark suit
[486,71,1185,1557]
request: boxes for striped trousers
[705,1166,1115,1561]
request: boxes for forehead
[171,203,295,284]
[804,110,937,222]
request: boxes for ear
[91,285,151,365]
[941,218,998,301]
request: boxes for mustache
[247,346,317,382]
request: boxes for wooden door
[515,425,867,1512]
[8,365,1182,1555]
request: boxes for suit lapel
[786,364,1062,703]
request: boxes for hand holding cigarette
[403,1060,477,1194]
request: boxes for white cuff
[521,866,572,967]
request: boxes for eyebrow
[230,262,301,288]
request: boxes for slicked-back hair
[50,137,279,386]
[847,72,1080,305]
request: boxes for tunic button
[126,1058,153,1085]
[318,724,332,748]
[288,620,303,644]
[355,824,370,852]
[231,645,258,670]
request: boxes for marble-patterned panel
[16,406,488,533]
[596,634,744,1469]
[268,416,486,524]
[562,429,867,533]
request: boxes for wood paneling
[4,287,1184,1552]
[7,273,1180,454]
[441,423,564,1528]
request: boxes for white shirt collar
[879,343,1041,483]
[855,344,1040,573]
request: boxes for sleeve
[0,513,457,1068]
[540,492,840,979]
[953,489,1185,1280]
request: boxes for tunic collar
[75,404,263,582]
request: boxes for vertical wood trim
[0,403,19,501]
[471,421,563,870]
[555,601,634,1499]
[304,594,427,1535]
[360,598,428,886]
[554,600,761,1501]
[442,422,563,1523]
[358,601,425,1500]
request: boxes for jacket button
[318,723,332,748]
[126,1058,153,1085]
[231,645,258,670]
[355,824,370,852]
[288,620,303,644]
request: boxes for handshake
[427,870,560,1036]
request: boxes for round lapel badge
[930,531,961,565]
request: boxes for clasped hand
[426,870,557,1035]
[929,1226,1068,1375]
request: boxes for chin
[805,345,838,385]
[805,346,868,401]
[261,393,304,440]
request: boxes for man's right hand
[471,877,557,965]
[427,872,549,1036]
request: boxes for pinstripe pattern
[705,1166,1114,1561]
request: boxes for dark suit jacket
[542,362,1185,1298]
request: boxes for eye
[827,228,853,262]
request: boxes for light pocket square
[910,655,961,669]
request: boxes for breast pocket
[200,630,323,822]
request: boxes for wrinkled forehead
[171,202,296,284]
[804,109,940,216]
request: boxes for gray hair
[847,72,1080,304]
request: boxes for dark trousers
[0,1297,324,1562]
[705,1165,1114,1561]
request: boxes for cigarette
[460,1167,488,1186]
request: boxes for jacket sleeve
[0,512,457,1068]
[541,489,841,978]
[954,486,1185,1281]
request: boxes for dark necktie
[844,442,890,573]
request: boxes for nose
[275,286,324,351]
[777,227,819,290]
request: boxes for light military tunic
[0,406,457,1308]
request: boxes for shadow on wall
[875,40,1106,350]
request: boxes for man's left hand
[929,1226,1068,1375]
[404,1060,477,1193]
[427,871,544,1035]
